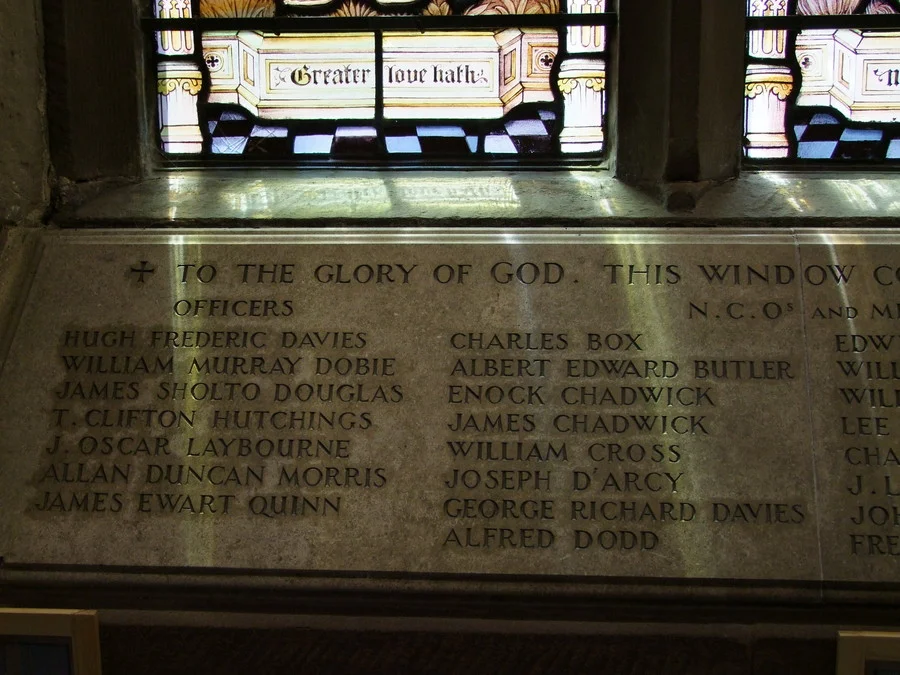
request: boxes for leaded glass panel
[745,0,900,163]
[148,0,614,166]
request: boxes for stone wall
[0,0,49,225]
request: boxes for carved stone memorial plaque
[0,229,894,587]
[799,233,900,583]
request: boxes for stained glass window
[147,0,614,166]
[745,0,900,163]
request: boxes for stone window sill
[56,170,900,227]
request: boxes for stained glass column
[155,0,203,154]
[559,0,606,154]
[745,0,794,159]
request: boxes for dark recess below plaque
[97,627,836,675]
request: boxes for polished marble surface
[65,170,900,226]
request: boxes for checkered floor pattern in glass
[204,105,560,160]
[791,108,900,161]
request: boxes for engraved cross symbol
[539,53,554,69]
[130,261,156,283]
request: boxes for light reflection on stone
[826,179,899,212]
[390,177,520,209]
[78,171,900,222]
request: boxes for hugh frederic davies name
[15,256,900,566]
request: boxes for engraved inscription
[0,237,891,582]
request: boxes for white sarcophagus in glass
[202,32,377,119]
[201,30,558,120]
[796,29,900,123]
